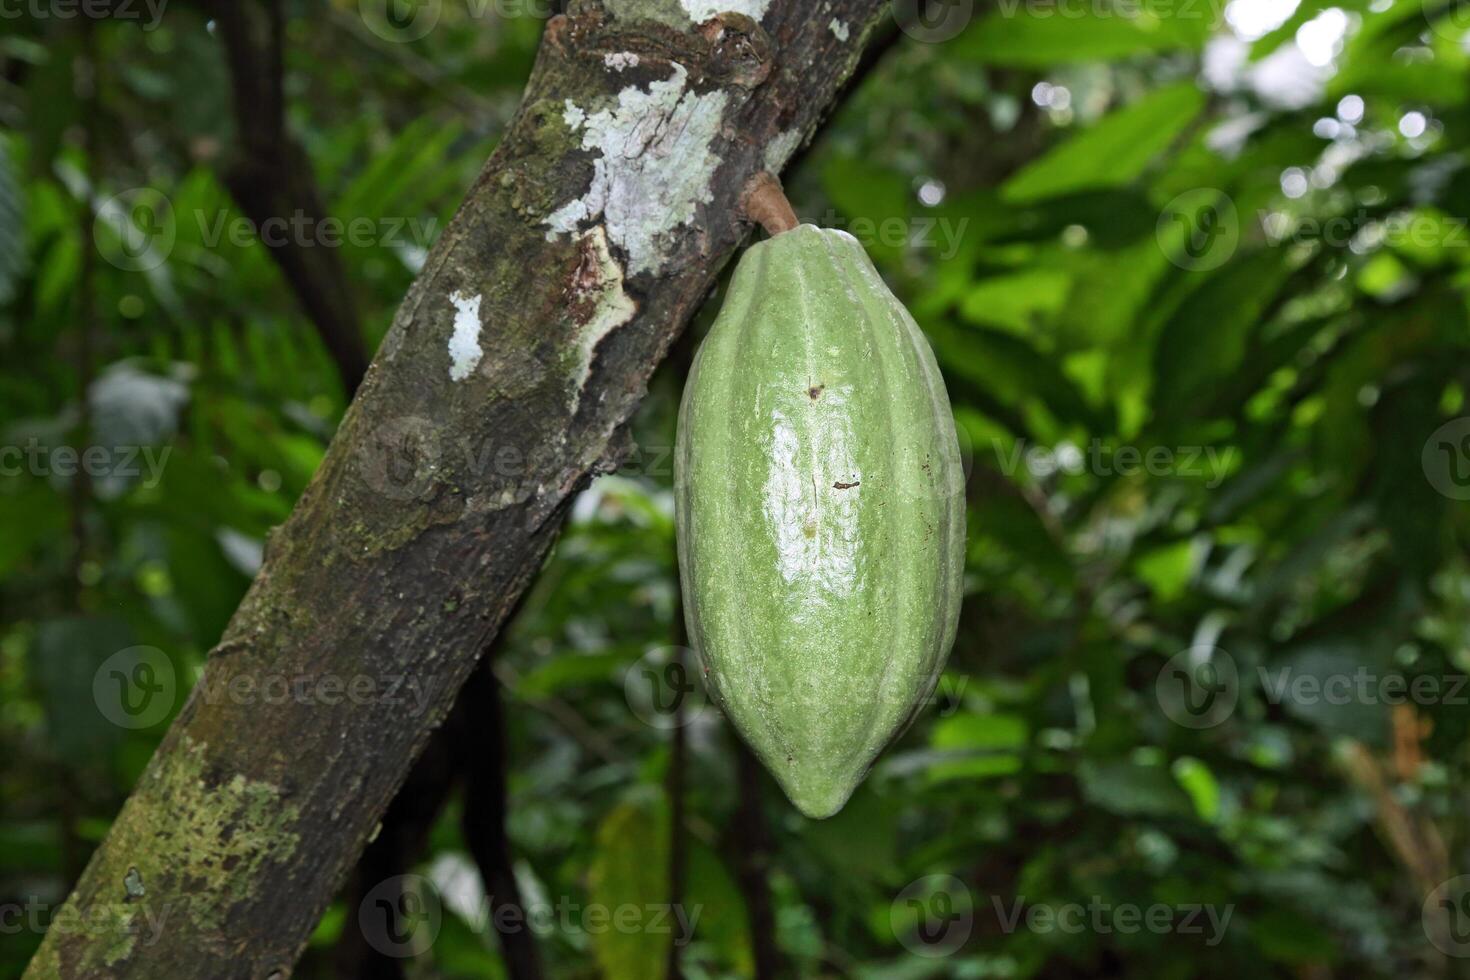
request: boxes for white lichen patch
[681,0,770,22]
[547,64,729,276]
[563,101,586,129]
[604,52,641,70]
[829,18,850,41]
[763,128,804,173]
[447,291,484,382]
[568,226,637,411]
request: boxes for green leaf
[1133,539,1200,602]
[1002,84,1206,204]
[686,840,753,975]
[924,713,1028,782]
[513,650,629,698]
[959,269,1071,335]
[1079,760,1194,818]
[1248,907,1340,964]
[1055,234,1175,350]
[1261,643,1391,745]
[956,0,1213,66]
[820,157,911,261]
[1356,251,1413,299]
[588,799,670,980]
[1248,0,1374,62]
[588,794,751,979]
[927,320,1109,433]
[30,616,137,765]
[1171,757,1221,823]
[804,786,902,884]
[0,481,66,577]
[0,137,23,305]
[968,491,1076,587]
[1151,249,1296,423]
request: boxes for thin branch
[331,733,458,980]
[728,740,782,980]
[665,641,690,980]
[193,0,370,396]
[60,15,101,889]
[456,665,543,979]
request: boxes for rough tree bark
[26,1,895,976]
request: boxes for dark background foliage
[3,0,1470,977]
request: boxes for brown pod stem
[741,171,799,237]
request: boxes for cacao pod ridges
[676,224,966,820]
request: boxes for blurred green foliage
[3,0,1470,977]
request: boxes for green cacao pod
[675,224,966,819]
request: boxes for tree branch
[329,723,457,980]
[196,0,370,396]
[25,3,897,976]
[455,664,543,979]
[728,740,782,979]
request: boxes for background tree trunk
[25,2,895,976]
